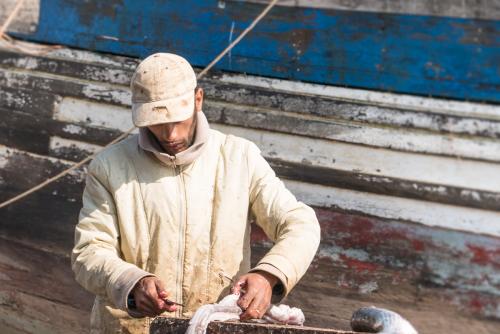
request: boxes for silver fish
[351,306,418,334]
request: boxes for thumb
[231,277,247,294]
[155,278,167,297]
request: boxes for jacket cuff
[108,266,154,317]
[250,263,288,303]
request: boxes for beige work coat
[72,122,320,333]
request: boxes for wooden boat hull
[0,1,499,333]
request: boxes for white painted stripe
[54,97,135,133]
[0,144,86,181]
[48,98,500,194]
[235,0,499,20]
[285,179,500,238]
[2,144,498,237]
[0,68,130,105]
[4,47,499,123]
[219,74,500,121]
[49,136,103,154]
[49,92,500,162]
[212,123,500,194]
[218,101,500,162]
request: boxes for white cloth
[186,294,305,334]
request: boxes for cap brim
[132,90,195,127]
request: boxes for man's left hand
[231,271,278,320]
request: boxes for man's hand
[131,276,177,317]
[231,271,278,320]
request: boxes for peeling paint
[212,123,500,194]
[237,0,500,20]
[220,73,500,121]
[54,97,132,132]
[49,136,102,154]
[286,180,500,237]
[358,281,378,294]
[62,124,87,135]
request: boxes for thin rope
[0,0,62,56]
[0,0,280,209]
[0,129,134,209]
[197,0,279,79]
[0,0,24,37]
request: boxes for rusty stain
[467,244,500,267]
[339,254,379,273]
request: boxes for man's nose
[163,123,178,141]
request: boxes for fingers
[133,277,176,316]
[155,279,166,296]
[146,279,166,312]
[135,295,159,317]
[234,273,273,321]
[239,290,269,320]
[157,286,178,313]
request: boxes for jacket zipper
[173,159,186,317]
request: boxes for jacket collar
[138,111,210,167]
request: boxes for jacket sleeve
[247,142,321,301]
[71,156,152,316]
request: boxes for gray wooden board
[2,114,500,211]
[3,67,500,163]
[2,49,500,138]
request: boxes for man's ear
[195,87,204,112]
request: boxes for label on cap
[153,106,169,113]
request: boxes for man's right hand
[130,276,177,317]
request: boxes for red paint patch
[412,239,425,251]
[467,245,492,266]
[468,295,485,313]
[340,254,379,273]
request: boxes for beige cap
[131,53,197,127]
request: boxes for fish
[350,306,418,334]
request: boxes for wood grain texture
[149,317,358,334]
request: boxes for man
[72,53,320,334]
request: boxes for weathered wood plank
[203,82,500,139]
[149,317,357,334]
[205,100,500,163]
[5,0,500,102]
[269,158,500,211]
[4,103,500,212]
[2,50,500,140]
[40,132,500,212]
[3,64,500,162]
[217,73,500,121]
[0,106,123,148]
[0,49,134,86]
[1,146,500,332]
[235,0,500,20]
[0,237,92,334]
[212,123,500,196]
[286,179,500,237]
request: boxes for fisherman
[71,53,320,333]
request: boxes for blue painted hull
[10,0,500,103]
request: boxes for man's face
[147,88,203,156]
[148,112,197,155]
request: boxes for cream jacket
[72,113,320,333]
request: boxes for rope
[0,0,24,37]
[0,0,62,55]
[0,129,134,209]
[0,0,280,209]
[197,0,279,79]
